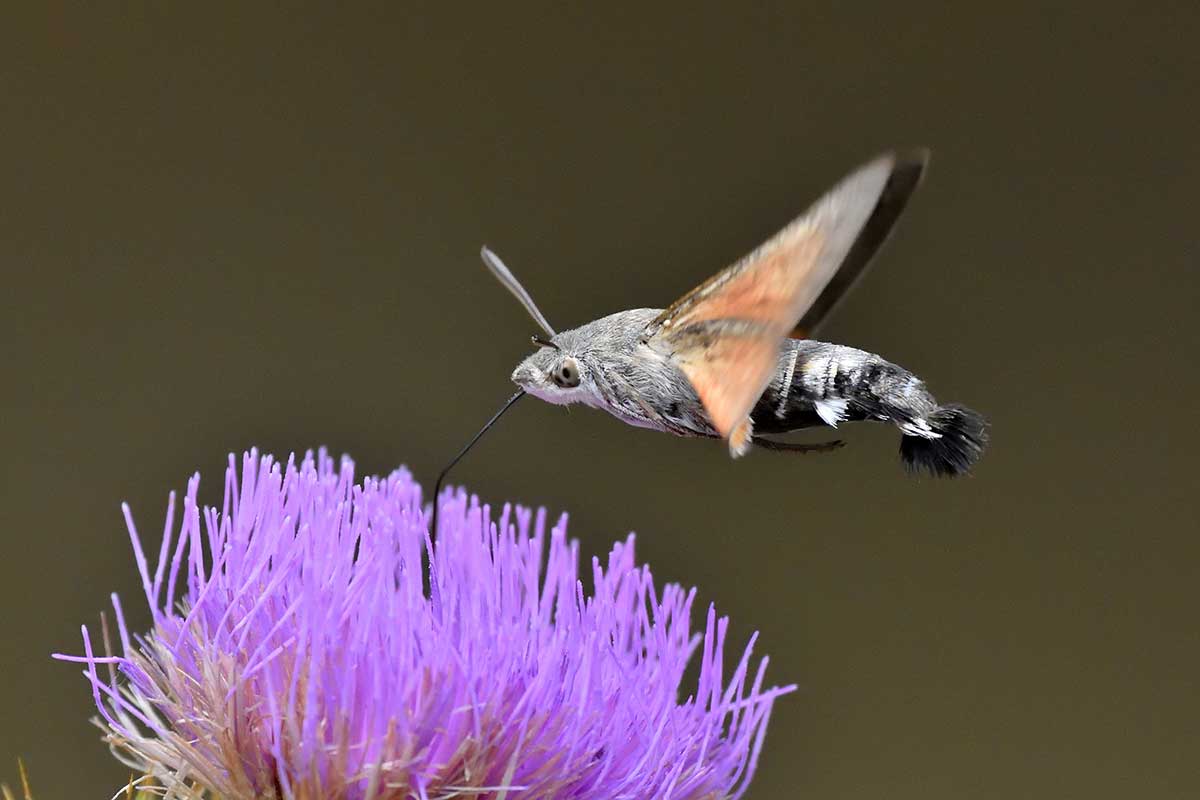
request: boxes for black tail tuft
[900,404,989,478]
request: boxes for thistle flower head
[57,450,792,799]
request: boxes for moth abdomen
[752,340,988,476]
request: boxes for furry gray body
[512,308,940,443]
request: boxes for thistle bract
[57,450,791,799]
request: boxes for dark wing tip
[795,149,930,336]
[888,147,930,201]
[897,146,931,168]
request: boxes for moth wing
[792,151,927,337]
[648,152,922,456]
[665,320,777,457]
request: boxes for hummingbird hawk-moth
[433,151,987,520]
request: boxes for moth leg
[751,436,845,454]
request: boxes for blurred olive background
[3,4,1198,798]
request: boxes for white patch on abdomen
[815,397,849,427]
[898,417,942,439]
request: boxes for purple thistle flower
[56,450,793,799]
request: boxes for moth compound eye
[551,357,580,388]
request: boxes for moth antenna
[481,246,557,337]
[430,389,525,541]
[531,335,559,350]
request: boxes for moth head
[511,335,589,405]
